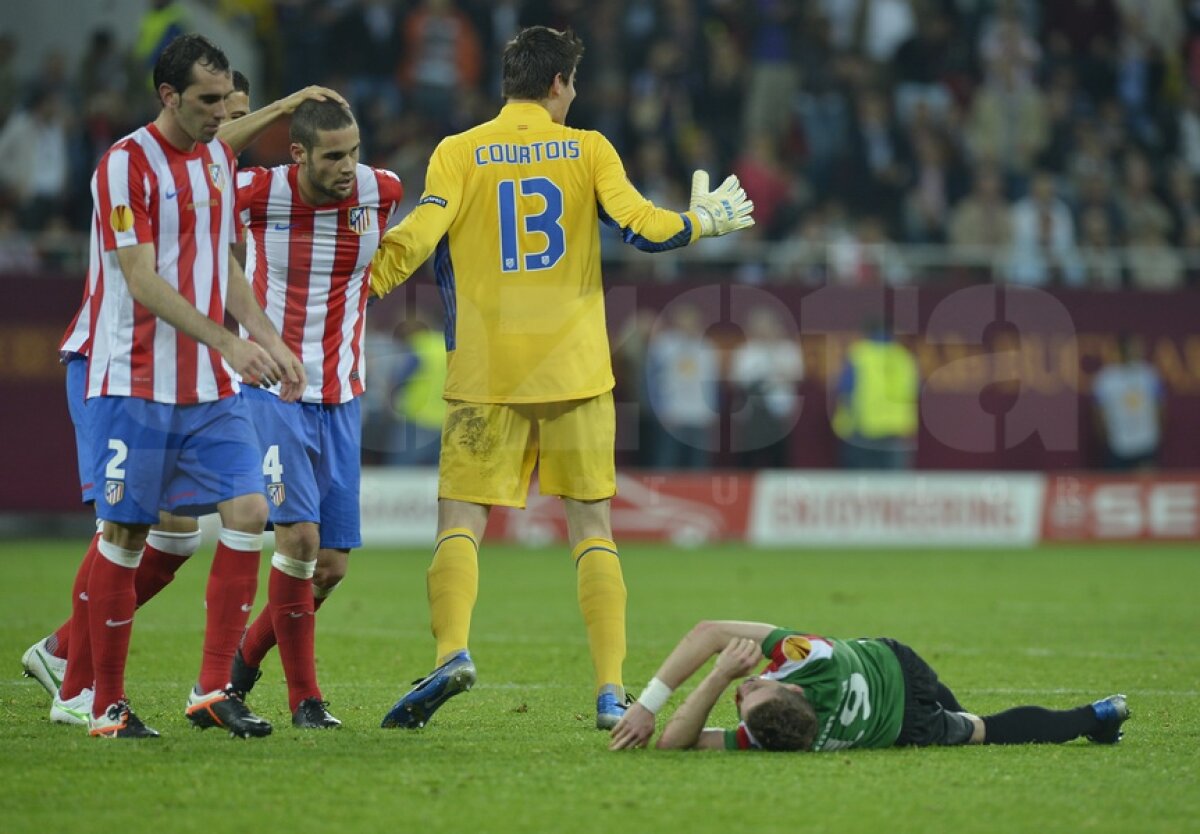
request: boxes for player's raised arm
[655,637,764,750]
[609,620,772,750]
[218,85,348,154]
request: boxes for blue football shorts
[89,393,265,525]
[64,354,96,504]
[240,385,362,550]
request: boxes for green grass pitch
[1,539,1197,834]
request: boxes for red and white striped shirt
[236,163,403,404]
[85,123,239,404]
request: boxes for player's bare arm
[225,252,306,400]
[610,620,772,750]
[654,638,763,751]
[218,85,348,154]
[114,243,284,386]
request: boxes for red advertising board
[1042,474,1200,541]
[488,472,754,544]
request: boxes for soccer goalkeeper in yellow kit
[374,25,754,731]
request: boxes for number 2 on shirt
[498,177,565,272]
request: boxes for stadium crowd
[4,0,1200,288]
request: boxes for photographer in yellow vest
[832,318,919,469]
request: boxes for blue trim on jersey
[574,545,619,567]
[597,204,693,253]
[434,234,457,351]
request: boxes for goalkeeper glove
[689,171,755,237]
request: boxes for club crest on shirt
[268,482,286,507]
[348,205,372,235]
[208,163,225,192]
[780,635,812,662]
[109,205,134,233]
[105,480,125,505]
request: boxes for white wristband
[636,677,673,715]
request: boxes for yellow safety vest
[397,330,448,430]
[833,341,918,440]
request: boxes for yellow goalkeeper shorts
[438,392,616,508]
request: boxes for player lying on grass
[609,620,1129,752]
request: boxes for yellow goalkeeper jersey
[371,102,701,403]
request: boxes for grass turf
[1,540,1197,834]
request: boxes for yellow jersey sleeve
[590,133,701,250]
[370,138,464,297]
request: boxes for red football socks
[196,533,261,693]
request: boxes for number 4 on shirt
[497,177,565,272]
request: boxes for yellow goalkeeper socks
[572,537,626,694]
[427,528,479,663]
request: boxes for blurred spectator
[830,216,911,285]
[326,0,404,130]
[0,207,38,272]
[0,34,16,124]
[78,28,131,102]
[1117,150,1172,242]
[949,163,1013,267]
[742,0,801,143]
[612,309,657,467]
[645,303,719,469]
[1008,170,1084,286]
[0,86,70,231]
[36,213,75,272]
[902,128,963,243]
[891,6,956,127]
[1177,89,1200,176]
[1163,158,1198,245]
[729,307,804,469]
[398,0,483,130]
[387,315,447,467]
[832,318,919,470]
[979,2,1042,88]
[842,88,910,226]
[133,0,189,91]
[1114,0,1184,59]
[695,24,746,169]
[856,0,917,64]
[1092,332,1165,470]
[965,57,1049,181]
[1078,206,1125,289]
[1126,226,1185,290]
[732,136,791,238]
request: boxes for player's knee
[279,524,320,561]
[222,494,270,533]
[314,562,347,589]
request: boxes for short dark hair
[502,26,584,101]
[153,34,230,99]
[744,687,819,752]
[289,98,355,151]
[232,70,250,96]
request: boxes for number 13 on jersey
[498,177,565,272]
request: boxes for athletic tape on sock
[97,538,144,569]
[271,551,317,580]
[219,527,264,552]
[145,529,202,557]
